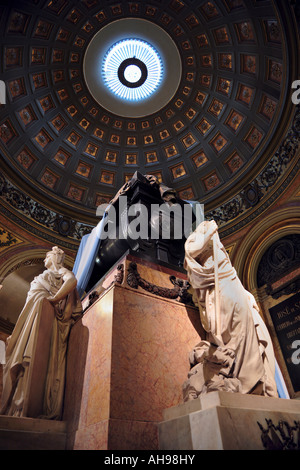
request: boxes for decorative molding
[0,250,74,285]
[1,258,44,281]
[0,202,80,251]
[230,210,300,290]
[207,105,300,234]
[257,234,300,297]
[225,243,236,260]
[83,263,124,313]
[127,261,193,305]
[0,171,93,245]
[258,419,300,450]
[0,226,23,252]
[83,291,99,313]
[266,276,300,299]
[110,263,124,286]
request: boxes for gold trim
[0,197,81,249]
[239,216,300,291]
[218,147,300,235]
[0,154,99,226]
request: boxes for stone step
[159,391,300,450]
[162,390,300,421]
[0,416,67,450]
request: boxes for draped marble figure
[183,220,278,399]
[0,246,82,419]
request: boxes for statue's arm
[186,220,218,258]
[47,270,77,304]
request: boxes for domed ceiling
[0,0,298,240]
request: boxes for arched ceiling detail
[0,0,299,237]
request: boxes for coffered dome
[0,0,298,232]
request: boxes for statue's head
[44,246,65,271]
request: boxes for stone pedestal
[158,391,300,450]
[0,416,67,450]
[63,254,203,450]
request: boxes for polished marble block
[158,391,300,450]
[63,256,203,450]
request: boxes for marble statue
[183,220,278,400]
[0,246,82,419]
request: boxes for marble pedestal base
[63,255,203,450]
[158,391,300,450]
[0,416,67,450]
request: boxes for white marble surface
[159,391,300,450]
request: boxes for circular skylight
[124,64,142,83]
[102,39,163,101]
[83,18,182,117]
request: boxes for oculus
[83,18,181,117]
[102,39,163,101]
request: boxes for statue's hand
[46,296,58,305]
[207,220,218,236]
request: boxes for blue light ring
[102,38,164,102]
[83,18,182,117]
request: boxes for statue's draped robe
[184,221,277,398]
[1,269,82,419]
